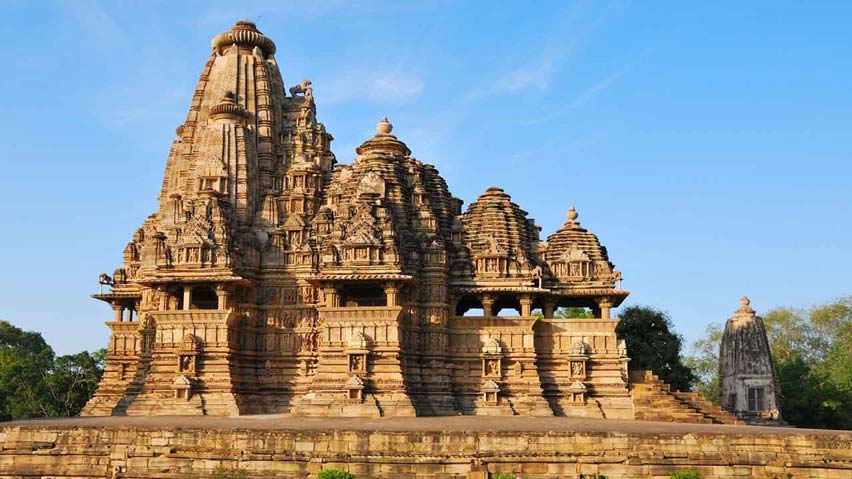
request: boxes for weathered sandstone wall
[1,418,850,478]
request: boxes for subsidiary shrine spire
[81,21,735,424]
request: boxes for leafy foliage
[554,307,594,319]
[683,323,723,404]
[670,470,701,479]
[212,465,248,479]
[490,474,518,479]
[616,306,696,391]
[0,320,106,420]
[316,469,356,479]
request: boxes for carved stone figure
[289,79,313,97]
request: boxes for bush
[317,469,355,479]
[212,465,248,479]
[670,470,701,479]
[490,474,517,479]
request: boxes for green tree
[0,320,106,419]
[554,307,594,319]
[45,349,106,417]
[0,321,55,418]
[683,323,722,403]
[616,306,695,392]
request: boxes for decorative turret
[355,117,411,157]
[209,91,248,123]
[460,186,542,282]
[718,296,783,425]
[544,205,620,288]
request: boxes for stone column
[481,294,495,317]
[542,299,556,319]
[325,286,340,308]
[183,286,193,311]
[112,303,124,322]
[596,297,614,320]
[215,284,229,310]
[520,295,533,317]
[384,282,399,307]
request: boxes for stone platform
[1,416,851,478]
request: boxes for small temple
[82,21,739,422]
[718,297,783,425]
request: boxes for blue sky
[1,1,851,355]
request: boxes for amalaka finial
[377,116,393,135]
[740,296,750,307]
[567,205,579,223]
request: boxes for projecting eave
[547,288,630,306]
[135,275,252,286]
[91,291,143,304]
[306,273,415,285]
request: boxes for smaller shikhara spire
[718,296,784,425]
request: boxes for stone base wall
[1,421,851,478]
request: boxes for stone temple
[718,297,783,424]
[7,20,852,479]
[83,20,731,422]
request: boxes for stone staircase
[629,370,742,424]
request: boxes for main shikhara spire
[82,21,735,423]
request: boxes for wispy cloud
[521,61,635,127]
[465,61,554,100]
[61,0,124,45]
[568,69,625,109]
[318,70,424,104]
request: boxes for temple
[82,21,735,422]
[718,297,783,425]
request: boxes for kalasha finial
[567,205,579,223]
[377,116,393,135]
[737,295,755,315]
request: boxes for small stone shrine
[718,296,783,424]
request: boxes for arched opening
[455,295,483,316]
[191,286,218,310]
[340,283,386,307]
[493,295,521,317]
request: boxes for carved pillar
[481,294,495,317]
[183,287,193,311]
[112,303,124,322]
[520,295,533,317]
[325,286,340,308]
[215,284,229,310]
[542,299,557,319]
[596,297,614,319]
[384,282,399,307]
